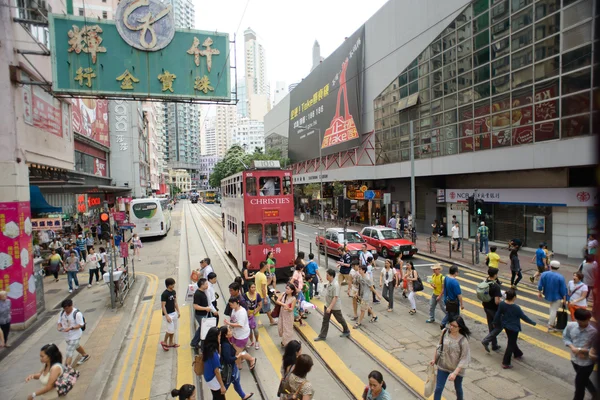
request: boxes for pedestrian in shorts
[58,299,90,366]
[314,269,351,341]
[161,278,181,351]
[353,266,381,329]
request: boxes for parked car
[316,228,377,256]
[360,226,418,258]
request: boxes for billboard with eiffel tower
[288,26,365,162]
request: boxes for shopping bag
[193,354,204,376]
[185,283,197,303]
[271,304,281,318]
[423,363,436,398]
[555,307,569,330]
[200,316,217,340]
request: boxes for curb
[93,275,149,400]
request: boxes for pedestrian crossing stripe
[415,290,571,360]
[256,324,283,379]
[462,270,541,297]
[176,305,193,390]
[455,276,552,310]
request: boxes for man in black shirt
[481,268,503,352]
[190,278,214,349]
[224,282,248,316]
[336,247,353,294]
[160,278,180,351]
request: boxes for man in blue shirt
[477,222,490,254]
[441,265,464,329]
[530,243,547,283]
[538,260,567,332]
[305,253,322,299]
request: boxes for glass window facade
[374,0,597,165]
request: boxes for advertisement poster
[288,26,365,162]
[0,201,36,324]
[71,98,110,147]
[24,86,64,137]
[94,158,107,177]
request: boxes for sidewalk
[295,217,583,285]
[0,269,147,400]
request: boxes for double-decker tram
[199,190,217,204]
[221,160,295,279]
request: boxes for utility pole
[409,120,416,228]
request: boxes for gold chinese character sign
[194,76,214,94]
[187,37,220,72]
[158,71,176,92]
[67,25,107,64]
[116,69,140,90]
[74,67,96,87]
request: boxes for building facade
[244,28,271,121]
[273,81,288,106]
[169,169,192,192]
[232,118,265,153]
[199,155,220,189]
[215,105,236,158]
[73,0,118,20]
[265,0,598,258]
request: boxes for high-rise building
[203,116,217,156]
[215,105,237,158]
[311,40,324,71]
[273,81,288,106]
[162,0,200,188]
[73,0,118,20]
[237,79,248,118]
[244,28,270,121]
[232,117,265,154]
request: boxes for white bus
[129,198,172,238]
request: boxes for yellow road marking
[131,309,164,399]
[415,291,570,359]
[296,321,367,398]
[414,254,451,266]
[463,270,541,297]
[112,273,158,400]
[257,325,283,379]
[311,298,446,400]
[177,305,193,390]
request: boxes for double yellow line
[111,272,159,400]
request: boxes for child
[98,247,107,277]
[160,278,180,351]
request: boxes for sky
[194,0,388,89]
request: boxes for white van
[129,198,172,238]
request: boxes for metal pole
[461,209,465,258]
[318,128,323,223]
[409,120,416,231]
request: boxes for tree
[208,145,290,188]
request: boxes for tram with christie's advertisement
[221,160,295,279]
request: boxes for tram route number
[264,210,279,218]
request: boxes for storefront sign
[436,189,445,203]
[94,158,107,176]
[30,218,62,230]
[112,212,126,222]
[0,201,36,324]
[263,210,279,218]
[76,194,87,213]
[445,187,597,207]
[346,188,382,200]
[23,84,64,137]
[112,100,129,152]
[71,98,109,147]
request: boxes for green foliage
[208,145,290,188]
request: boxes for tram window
[259,177,281,196]
[248,224,262,245]
[264,223,280,245]
[282,176,292,195]
[246,177,257,196]
[280,222,293,243]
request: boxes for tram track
[192,203,358,399]
[195,202,425,399]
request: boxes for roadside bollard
[449,240,452,258]
[309,242,312,254]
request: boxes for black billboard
[288,26,365,162]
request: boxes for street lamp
[298,125,323,221]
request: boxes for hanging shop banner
[23,84,64,137]
[49,7,230,101]
[72,98,110,147]
[288,25,364,162]
[0,201,36,324]
[445,187,597,207]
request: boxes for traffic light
[99,212,109,223]
[100,212,111,240]
[468,196,475,215]
[475,199,484,216]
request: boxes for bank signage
[288,25,365,162]
[445,188,597,207]
[49,12,230,101]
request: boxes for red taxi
[360,226,418,258]
[316,228,377,256]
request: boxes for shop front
[345,185,388,225]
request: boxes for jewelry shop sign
[49,0,230,101]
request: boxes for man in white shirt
[451,222,461,251]
[58,299,90,366]
[260,178,276,196]
[199,258,213,280]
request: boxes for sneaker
[340,331,351,338]
[74,286,79,290]
[97,281,102,285]
[482,342,490,353]
[314,337,326,342]
[501,364,513,369]
[69,289,73,293]
[87,284,92,288]
[77,355,90,365]
[529,276,534,283]
[314,295,320,299]
[255,342,260,350]
[247,342,254,349]
[492,346,502,352]
[425,319,436,323]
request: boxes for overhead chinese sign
[445,187,597,207]
[72,98,109,147]
[49,7,230,101]
[346,185,382,200]
[288,25,364,162]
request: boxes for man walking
[336,247,353,294]
[563,308,597,400]
[305,253,322,299]
[255,261,277,325]
[477,222,490,254]
[480,268,503,352]
[314,269,351,341]
[190,278,215,350]
[451,222,461,251]
[58,299,90,366]
[398,214,406,237]
[76,234,87,261]
[353,266,382,329]
[388,214,397,230]
[64,251,81,293]
[441,265,464,329]
[426,265,446,324]
[538,260,567,332]
[530,243,547,283]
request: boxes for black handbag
[413,272,424,292]
[443,276,459,313]
[555,306,569,330]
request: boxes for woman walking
[223,297,257,370]
[379,260,396,312]
[492,288,537,369]
[244,282,262,349]
[85,247,100,287]
[509,249,522,289]
[23,344,64,399]
[364,370,392,400]
[567,272,588,321]
[170,384,196,400]
[281,354,315,399]
[132,234,143,261]
[404,261,419,315]
[276,283,297,347]
[278,340,302,398]
[241,260,255,293]
[219,326,254,400]
[0,291,11,348]
[430,316,471,400]
[202,327,227,399]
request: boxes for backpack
[476,280,493,302]
[61,309,86,331]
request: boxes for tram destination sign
[49,6,230,102]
